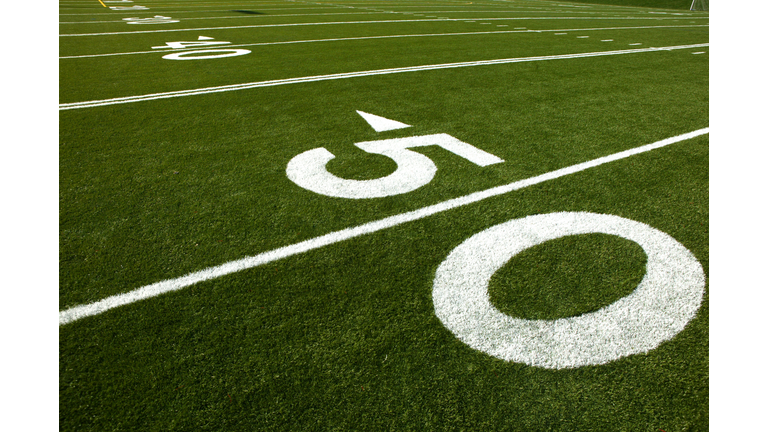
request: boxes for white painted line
[601,39,613,41]
[59,43,709,110]
[59,16,709,37]
[555,32,567,35]
[577,35,589,38]
[692,51,706,54]
[59,128,709,325]
[629,42,642,45]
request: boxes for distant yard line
[58,127,709,326]
[59,16,707,37]
[59,10,623,22]
[60,12,386,24]
[59,43,708,110]
[58,8,621,16]
[59,25,708,59]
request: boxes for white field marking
[59,128,708,325]
[123,16,180,24]
[110,5,148,10]
[59,11,390,24]
[356,110,411,132]
[286,133,503,199]
[577,35,589,38]
[152,38,231,49]
[162,49,252,59]
[432,212,705,369]
[70,9,583,23]
[58,43,709,110]
[602,39,613,41]
[555,32,567,34]
[58,16,708,37]
[629,42,642,45]
[692,51,706,54]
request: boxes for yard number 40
[154,36,251,60]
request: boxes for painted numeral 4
[153,36,231,50]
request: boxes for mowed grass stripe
[58,25,708,59]
[59,127,708,325]
[59,43,708,109]
[58,16,707,37]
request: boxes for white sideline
[59,128,709,325]
[59,43,708,110]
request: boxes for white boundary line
[59,43,708,110]
[58,128,709,325]
[59,25,708,59]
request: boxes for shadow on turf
[231,10,265,14]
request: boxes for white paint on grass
[162,49,251,60]
[59,25,708,59]
[286,133,503,199]
[123,15,179,24]
[356,110,411,132]
[59,16,708,37]
[59,128,708,325]
[110,5,148,10]
[432,212,706,369]
[152,36,230,49]
[59,43,708,110]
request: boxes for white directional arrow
[356,110,411,132]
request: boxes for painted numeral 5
[286,133,504,199]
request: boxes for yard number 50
[284,112,706,370]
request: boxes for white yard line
[60,12,388,23]
[59,25,708,59]
[59,9,626,17]
[59,16,707,37]
[59,43,708,109]
[58,128,709,325]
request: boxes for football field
[59,0,709,430]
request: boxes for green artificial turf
[60,0,708,430]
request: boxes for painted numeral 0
[286,133,504,199]
[432,212,706,369]
[162,49,251,60]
